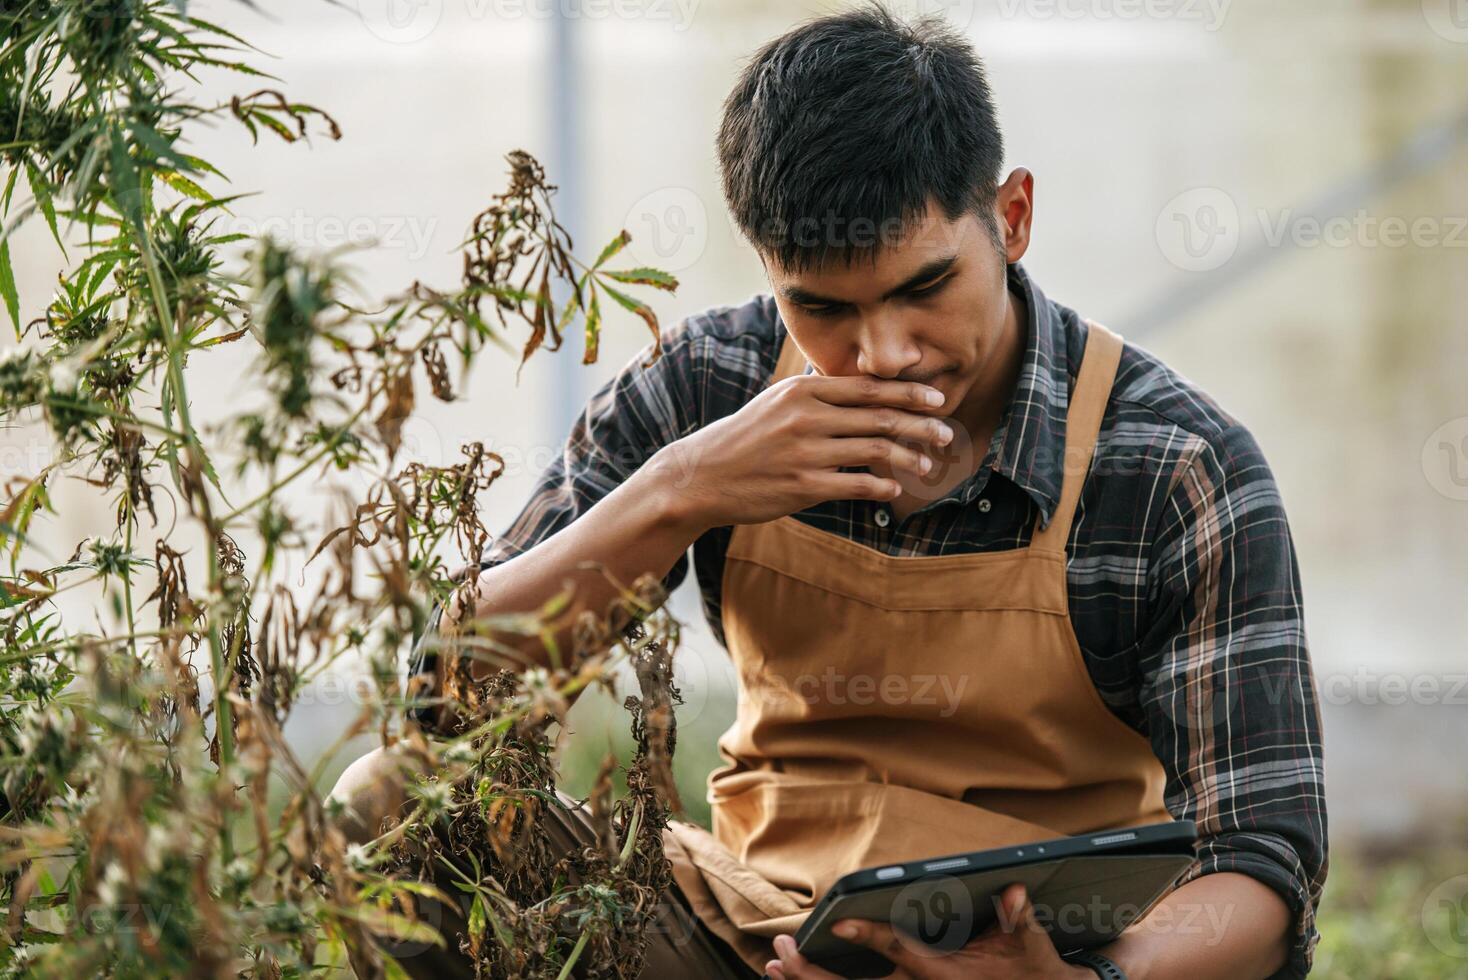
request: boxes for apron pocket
[711,776,1064,909]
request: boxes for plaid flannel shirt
[407,261,1328,977]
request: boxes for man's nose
[855,319,922,379]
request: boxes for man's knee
[327,744,432,846]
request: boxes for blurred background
[5,0,1468,974]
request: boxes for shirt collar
[962,261,1069,529]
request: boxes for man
[331,4,1327,978]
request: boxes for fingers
[796,373,947,412]
[988,882,1059,962]
[801,403,956,481]
[806,469,905,503]
[826,918,927,973]
[992,881,1028,933]
[1009,884,1057,953]
[815,437,936,478]
[996,882,1045,937]
[811,404,956,450]
[766,934,849,979]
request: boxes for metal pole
[549,3,585,443]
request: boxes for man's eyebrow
[779,253,959,307]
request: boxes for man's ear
[994,167,1034,264]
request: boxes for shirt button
[874,507,891,528]
[977,498,993,513]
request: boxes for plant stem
[125,168,236,862]
[218,400,371,524]
[554,931,590,980]
[121,497,138,660]
[616,801,642,870]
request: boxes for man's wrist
[1062,949,1130,980]
[1062,964,1103,980]
[637,444,713,538]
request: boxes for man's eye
[908,276,950,298]
[801,303,845,318]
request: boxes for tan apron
[661,321,1173,975]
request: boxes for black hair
[717,1,1006,274]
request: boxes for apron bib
[661,321,1172,975]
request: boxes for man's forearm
[437,457,707,689]
[1097,871,1292,980]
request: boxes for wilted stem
[615,801,642,870]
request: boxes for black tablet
[793,820,1198,978]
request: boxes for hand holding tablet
[786,821,1198,978]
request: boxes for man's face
[762,184,1029,422]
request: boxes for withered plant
[0,3,686,977]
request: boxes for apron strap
[1028,320,1124,555]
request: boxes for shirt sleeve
[404,316,707,726]
[1135,421,1328,979]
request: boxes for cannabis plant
[0,3,685,977]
